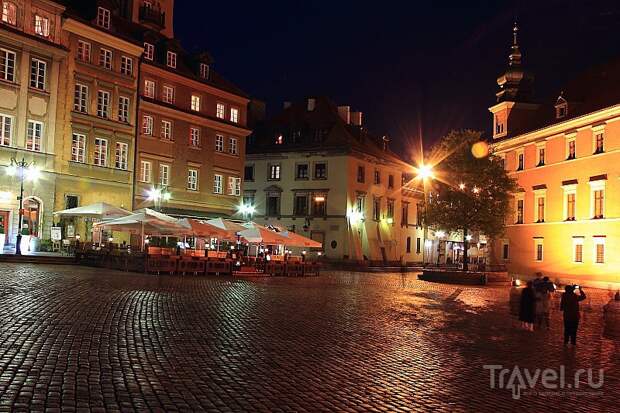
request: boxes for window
[294,194,309,216]
[0,48,16,81]
[159,164,170,186]
[517,151,524,171]
[94,138,108,167]
[387,199,395,221]
[191,95,201,111]
[556,104,567,119]
[374,170,380,185]
[567,137,576,160]
[140,160,152,183]
[402,202,409,226]
[189,127,200,147]
[516,198,524,224]
[573,237,583,263]
[115,142,128,170]
[99,48,112,70]
[162,85,174,104]
[77,40,91,62]
[266,193,280,216]
[534,239,544,261]
[229,137,238,155]
[357,166,365,183]
[216,103,225,119]
[34,15,49,37]
[26,120,42,152]
[314,162,327,179]
[97,90,110,118]
[230,107,239,123]
[502,242,509,260]
[269,164,281,180]
[215,134,224,152]
[96,7,110,28]
[65,195,79,210]
[296,164,309,179]
[187,169,198,191]
[118,96,130,122]
[2,2,17,25]
[275,135,283,144]
[0,114,11,146]
[356,195,365,215]
[200,63,209,79]
[166,51,177,68]
[244,166,254,181]
[74,84,88,113]
[388,175,394,189]
[120,56,133,76]
[406,237,411,253]
[566,192,576,221]
[144,80,155,98]
[535,195,545,223]
[161,120,172,140]
[593,189,604,219]
[594,237,605,264]
[372,198,381,221]
[536,146,545,167]
[71,133,86,163]
[142,115,153,135]
[144,43,154,61]
[594,132,604,154]
[312,194,326,216]
[213,174,223,194]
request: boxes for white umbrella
[54,202,130,219]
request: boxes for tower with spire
[489,22,539,139]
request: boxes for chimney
[351,111,363,126]
[337,106,351,124]
[382,135,390,151]
[307,98,316,112]
[283,101,291,109]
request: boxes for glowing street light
[472,186,480,194]
[458,183,466,190]
[416,164,434,180]
[239,204,256,216]
[465,235,473,241]
[436,230,446,239]
[5,158,41,255]
[146,186,171,211]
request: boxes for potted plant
[20,228,31,253]
[0,224,5,253]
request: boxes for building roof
[248,97,411,168]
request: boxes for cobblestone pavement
[0,264,617,412]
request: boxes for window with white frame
[94,138,108,166]
[143,42,154,60]
[191,95,200,111]
[269,164,281,180]
[120,56,133,76]
[573,237,583,263]
[97,90,110,118]
[566,133,576,160]
[118,96,130,122]
[142,115,153,135]
[534,238,544,261]
[189,127,200,147]
[0,114,12,146]
[216,103,225,119]
[213,174,223,194]
[96,7,110,29]
[71,133,86,163]
[229,137,238,155]
[594,237,605,264]
[161,120,172,140]
[166,51,176,68]
[162,85,174,103]
[187,169,198,191]
[1,2,17,25]
[536,143,545,167]
[0,48,16,81]
[26,120,42,152]
[563,184,577,221]
[74,83,88,113]
[230,107,239,123]
[34,15,49,37]
[590,180,605,219]
[77,40,91,62]
[515,194,524,224]
[159,164,170,186]
[200,63,209,79]
[115,142,128,170]
[29,58,46,90]
[144,79,155,98]
[534,190,546,223]
[140,160,152,183]
[99,48,112,70]
[215,134,224,152]
[228,176,241,196]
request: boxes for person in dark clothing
[560,285,587,345]
[519,281,537,331]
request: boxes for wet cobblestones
[0,265,617,412]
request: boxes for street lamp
[416,164,434,181]
[146,186,171,212]
[238,203,255,219]
[5,158,40,255]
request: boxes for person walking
[560,285,587,345]
[519,281,536,331]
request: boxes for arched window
[1,1,17,26]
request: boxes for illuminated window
[191,95,201,111]
[162,85,174,104]
[99,48,112,70]
[34,15,49,37]
[159,164,170,186]
[312,194,326,216]
[594,237,605,264]
[216,103,225,119]
[144,80,155,98]
[71,133,86,163]
[140,160,152,183]
[590,179,605,219]
[187,169,198,191]
[94,138,108,167]
[269,164,281,180]
[275,135,283,144]
[567,138,576,160]
[96,7,110,29]
[573,237,583,263]
[593,189,604,219]
[77,40,91,62]
[566,193,576,221]
[166,51,176,68]
[144,43,154,61]
[26,120,42,152]
[230,107,239,123]
[534,238,543,261]
[142,115,153,135]
[115,142,128,170]
[200,63,209,79]
[189,127,200,147]
[534,193,545,223]
[160,120,172,140]
[213,174,223,194]
[1,2,17,25]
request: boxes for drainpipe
[131,56,143,212]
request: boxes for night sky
[174,0,620,158]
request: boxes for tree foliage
[424,130,518,240]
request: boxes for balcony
[139,5,165,29]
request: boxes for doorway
[0,210,9,234]
[23,198,41,236]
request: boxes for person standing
[560,285,587,345]
[519,281,536,331]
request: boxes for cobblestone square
[0,264,617,412]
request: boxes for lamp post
[147,186,171,212]
[5,158,40,255]
[415,163,434,265]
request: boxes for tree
[423,130,517,270]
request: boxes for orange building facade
[490,25,620,288]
